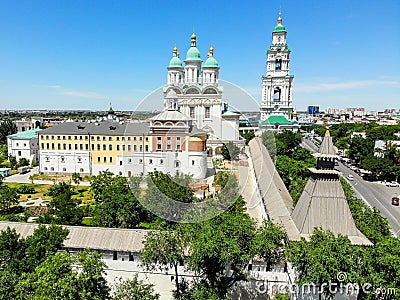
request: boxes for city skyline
[0,0,398,111]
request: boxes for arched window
[275,59,282,70]
[273,88,281,102]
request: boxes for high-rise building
[259,12,298,131]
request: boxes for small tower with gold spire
[203,45,220,84]
[168,45,184,85]
[184,33,202,84]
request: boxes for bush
[16,185,36,194]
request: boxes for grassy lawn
[4,183,53,201]
[72,187,94,204]
[3,182,94,203]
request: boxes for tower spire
[277,7,282,25]
[191,32,197,47]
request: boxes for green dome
[274,25,286,32]
[168,56,183,68]
[203,56,219,68]
[186,46,202,61]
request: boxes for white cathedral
[163,33,243,155]
[259,13,299,131]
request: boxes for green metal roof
[259,115,294,125]
[203,56,219,68]
[185,47,202,61]
[273,25,286,32]
[168,56,183,68]
[8,128,41,139]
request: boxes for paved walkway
[3,167,90,186]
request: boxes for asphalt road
[302,138,400,237]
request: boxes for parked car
[347,175,354,181]
[392,197,399,206]
[386,181,399,187]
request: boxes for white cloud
[295,79,400,93]
[41,84,105,100]
[61,90,104,99]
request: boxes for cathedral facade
[163,34,242,155]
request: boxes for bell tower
[260,12,294,122]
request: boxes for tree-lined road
[302,138,400,236]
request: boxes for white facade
[165,35,241,146]
[7,128,41,164]
[39,151,91,175]
[260,13,294,122]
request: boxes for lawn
[3,182,94,203]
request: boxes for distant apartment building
[7,128,41,164]
[325,107,366,117]
[38,100,208,179]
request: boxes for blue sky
[0,0,398,112]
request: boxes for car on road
[386,181,399,187]
[392,197,399,206]
[347,175,354,181]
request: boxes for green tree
[252,220,286,271]
[0,227,26,272]
[90,171,129,202]
[240,131,255,145]
[24,224,69,273]
[221,142,240,161]
[17,157,30,167]
[141,230,187,297]
[93,190,144,228]
[0,120,17,144]
[368,237,400,296]
[41,182,83,225]
[287,229,359,297]
[8,154,17,169]
[16,250,110,300]
[91,173,144,228]
[275,130,302,156]
[212,171,230,187]
[261,130,277,160]
[113,275,160,300]
[185,211,256,298]
[275,155,311,204]
[0,224,69,298]
[0,183,19,213]
[348,136,374,165]
[72,172,83,185]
